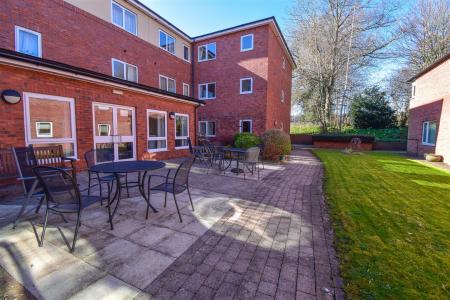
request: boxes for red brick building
[0,0,294,167]
[407,53,450,163]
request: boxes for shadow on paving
[0,150,342,300]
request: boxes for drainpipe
[191,43,197,145]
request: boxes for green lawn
[313,150,450,299]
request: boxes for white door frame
[92,102,136,161]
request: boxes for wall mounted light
[1,90,21,104]
[169,112,176,119]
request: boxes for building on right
[407,53,450,163]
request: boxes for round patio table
[90,160,166,230]
[222,148,246,174]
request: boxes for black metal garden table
[89,160,165,230]
[221,148,246,174]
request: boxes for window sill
[240,48,253,52]
[198,58,216,63]
[422,143,436,146]
[199,97,216,100]
[147,148,168,153]
[240,91,253,95]
[175,146,189,150]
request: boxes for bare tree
[289,0,402,132]
[399,0,450,71]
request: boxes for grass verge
[313,150,450,299]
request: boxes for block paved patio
[0,150,342,299]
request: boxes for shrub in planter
[234,132,261,149]
[262,129,291,160]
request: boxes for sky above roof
[142,0,294,37]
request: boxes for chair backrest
[245,147,260,163]
[33,166,81,211]
[34,145,66,168]
[174,156,195,187]
[13,146,38,194]
[0,148,18,180]
[84,148,114,168]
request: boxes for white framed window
[147,110,167,152]
[281,90,285,103]
[198,82,216,100]
[198,42,216,62]
[240,34,254,52]
[24,93,77,158]
[240,120,253,133]
[97,124,111,136]
[15,26,42,57]
[183,83,190,96]
[159,75,176,93]
[112,58,138,82]
[422,121,437,145]
[111,1,137,35]
[199,121,216,137]
[282,56,286,69]
[175,113,189,149]
[240,78,253,94]
[36,122,53,138]
[183,45,190,61]
[412,85,416,97]
[159,30,175,54]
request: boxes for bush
[234,132,261,149]
[262,129,291,160]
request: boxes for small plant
[234,132,261,149]
[262,129,291,160]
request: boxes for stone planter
[425,153,443,162]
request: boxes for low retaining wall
[313,141,373,150]
[373,141,407,151]
[290,134,313,145]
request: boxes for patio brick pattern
[144,150,343,299]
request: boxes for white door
[93,103,136,162]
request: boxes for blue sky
[141,0,294,37]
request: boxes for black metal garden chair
[147,157,195,222]
[33,166,102,253]
[84,149,129,204]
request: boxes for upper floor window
[112,2,137,35]
[281,90,285,103]
[112,59,138,82]
[199,83,216,100]
[241,34,254,52]
[198,43,216,62]
[422,121,437,145]
[159,30,175,54]
[183,83,190,96]
[159,75,176,93]
[15,26,42,57]
[199,121,216,137]
[240,78,253,94]
[183,45,190,61]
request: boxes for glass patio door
[93,103,136,162]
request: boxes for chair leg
[35,196,45,214]
[39,208,49,247]
[87,172,92,196]
[164,191,168,208]
[71,212,81,253]
[257,163,260,179]
[187,186,194,211]
[125,173,130,198]
[173,193,183,223]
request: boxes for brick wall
[0,64,196,169]
[408,57,449,163]
[267,24,292,134]
[0,0,191,93]
[194,26,270,143]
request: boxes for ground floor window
[240,120,252,133]
[199,121,216,137]
[175,113,189,149]
[24,93,77,157]
[422,121,436,145]
[147,110,167,152]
